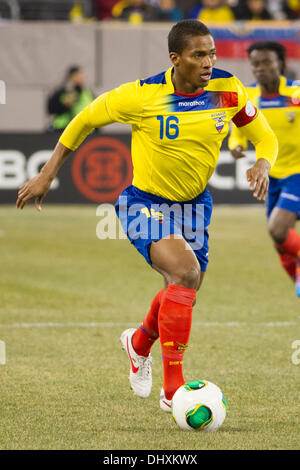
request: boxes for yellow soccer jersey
[229,76,300,179]
[60,66,276,201]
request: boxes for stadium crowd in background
[93,0,300,22]
[1,0,300,21]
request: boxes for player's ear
[169,52,180,66]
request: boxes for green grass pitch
[0,204,299,450]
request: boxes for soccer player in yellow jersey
[16,20,278,413]
[229,41,300,298]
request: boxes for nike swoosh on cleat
[127,337,139,373]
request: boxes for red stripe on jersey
[232,102,258,128]
[174,90,205,98]
[217,91,238,108]
[261,93,280,99]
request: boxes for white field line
[0,321,298,329]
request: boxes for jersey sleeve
[59,80,143,151]
[105,80,143,125]
[59,92,114,150]
[228,79,278,166]
[228,122,249,151]
[235,112,278,167]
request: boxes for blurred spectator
[0,0,20,19]
[175,0,199,18]
[189,0,235,23]
[47,66,94,131]
[18,0,93,20]
[155,0,183,21]
[69,1,94,20]
[265,0,286,19]
[109,0,182,22]
[93,0,122,19]
[111,0,156,22]
[233,0,272,20]
[69,1,84,21]
[283,0,300,18]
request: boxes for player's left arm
[228,122,248,160]
[236,113,278,200]
[232,80,278,201]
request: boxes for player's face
[170,35,217,90]
[249,49,282,86]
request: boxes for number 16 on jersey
[157,115,179,140]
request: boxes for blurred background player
[228,41,300,297]
[16,20,277,411]
[47,65,94,131]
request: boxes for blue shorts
[267,174,300,219]
[115,185,213,272]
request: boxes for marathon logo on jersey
[169,94,205,112]
[259,95,300,109]
[259,96,285,108]
[211,112,226,133]
[169,90,238,113]
[178,100,205,108]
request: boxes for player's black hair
[66,65,82,79]
[168,19,211,55]
[247,41,286,74]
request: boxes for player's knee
[268,221,289,244]
[174,265,201,290]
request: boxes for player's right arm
[16,141,72,211]
[16,82,142,210]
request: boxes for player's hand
[16,173,52,211]
[231,145,246,160]
[246,158,270,201]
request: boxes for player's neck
[171,70,204,95]
[259,77,280,96]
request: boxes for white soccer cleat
[120,328,152,398]
[160,387,172,412]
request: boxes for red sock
[158,284,196,400]
[278,253,296,280]
[132,289,164,357]
[276,229,300,280]
[276,229,300,257]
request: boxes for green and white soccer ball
[171,380,227,432]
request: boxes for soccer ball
[171,380,227,432]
